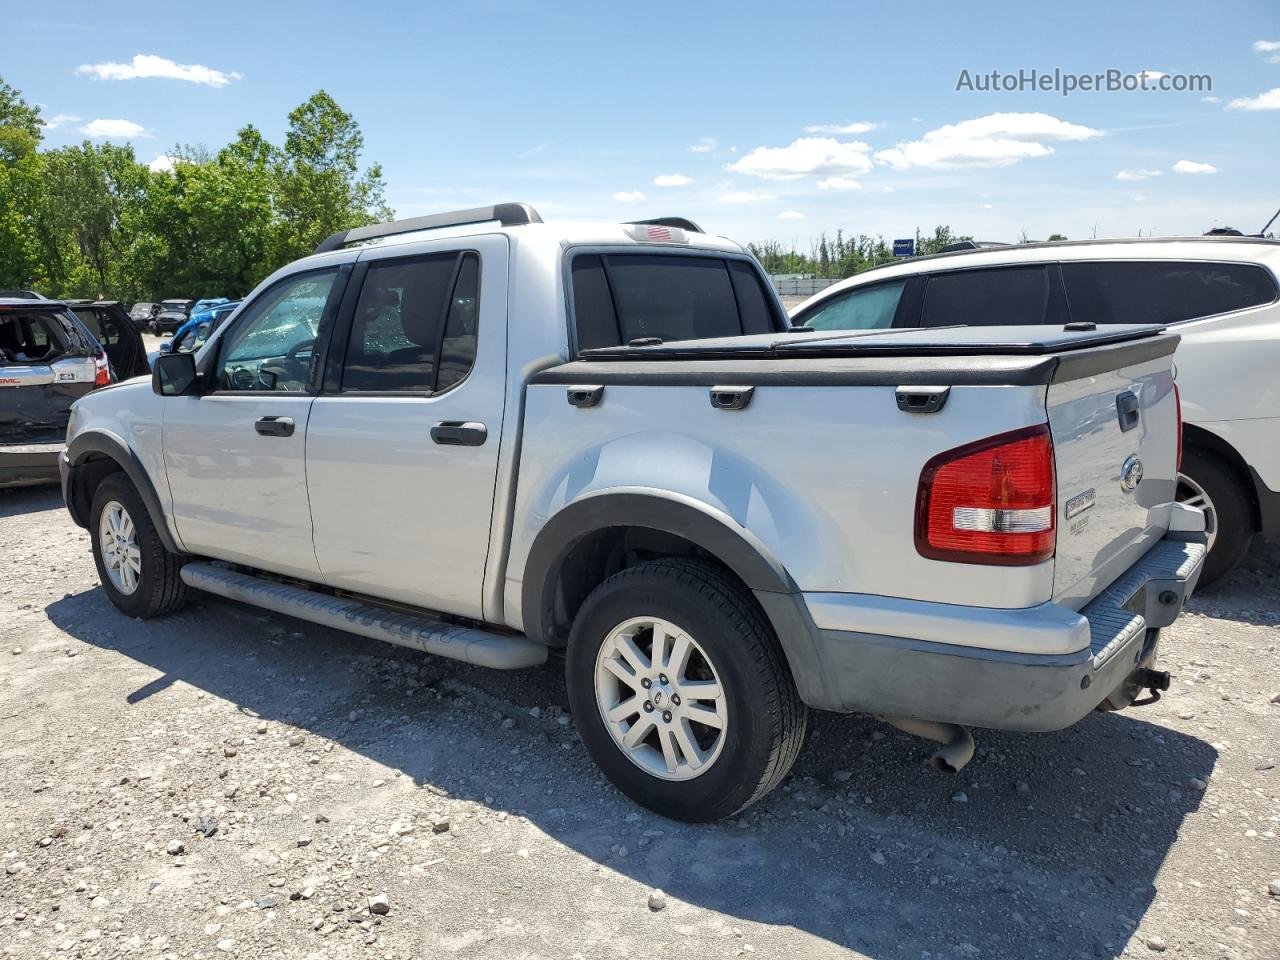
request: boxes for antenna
[1259,205,1280,237]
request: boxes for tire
[565,558,807,822]
[1178,446,1253,588]
[90,472,189,618]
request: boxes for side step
[179,562,547,670]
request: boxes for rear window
[570,253,780,352]
[0,311,73,363]
[921,266,1054,327]
[1061,260,1278,325]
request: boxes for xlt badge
[1065,488,1096,519]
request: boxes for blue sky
[5,0,1279,245]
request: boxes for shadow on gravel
[0,484,63,518]
[48,586,1218,960]
[1187,539,1280,627]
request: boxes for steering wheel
[258,337,316,389]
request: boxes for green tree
[271,91,391,264]
[1047,233,1068,241]
[40,142,150,297]
[0,75,47,289]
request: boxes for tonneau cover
[579,323,1167,361]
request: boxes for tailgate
[1048,351,1180,609]
[0,359,97,445]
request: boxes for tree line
[0,75,390,301]
[749,226,1071,279]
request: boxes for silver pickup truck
[61,204,1206,821]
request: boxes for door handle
[254,416,295,437]
[1116,391,1140,432]
[431,421,487,446]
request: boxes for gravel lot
[1,483,1277,960]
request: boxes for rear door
[305,236,506,620]
[1,308,98,445]
[73,305,147,380]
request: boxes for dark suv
[1,299,144,489]
[152,299,194,335]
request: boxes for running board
[179,562,547,670]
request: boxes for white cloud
[1172,159,1219,174]
[75,53,241,87]
[777,210,806,220]
[688,137,716,153]
[803,121,879,135]
[727,137,873,181]
[148,153,176,173]
[79,118,150,139]
[1226,87,1280,111]
[1201,95,1221,103]
[612,190,645,202]
[1137,69,1166,81]
[874,112,1102,170]
[652,174,692,187]
[817,175,862,191]
[715,190,775,204]
[1115,168,1162,181]
[1254,40,1280,63]
[43,113,82,130]
[1133,194,1151,202]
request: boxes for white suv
[791,237,1280,585]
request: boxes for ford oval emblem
[1120,455,1144,492]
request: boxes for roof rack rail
[625,217,703,234]
[314,202,543,255]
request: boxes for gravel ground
[1,484,1277,960]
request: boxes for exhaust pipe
[880,716,975,773]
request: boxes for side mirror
[153,351,201,396]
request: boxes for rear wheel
[90,473,188,618]
[1178,446,1253,587]
[566,558,806,822]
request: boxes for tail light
[93,354,112,388]
[1173,382,1183,472]
[915,424,1056,565]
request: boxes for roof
[791,235,1280,311]
[0,297,69,309]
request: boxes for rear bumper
[0,442,63,489]
[789,535,1206,731]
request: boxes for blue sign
[893,238,915,257]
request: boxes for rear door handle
[254,416,294,437]
[431,421,487,446]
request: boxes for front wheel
[90,473,189,618]
[566,558,807,822]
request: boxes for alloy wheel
[593,616,728,781]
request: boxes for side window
[217,269,339,392]
[1061,261,1278,325]
[570,255,619,351]
[728,260,781,335]
[74,309,108,343]
[569,253,778,352]
[799,280,906,331]
[339,251,480,394]
[437,254,480,391]
[920,266,1052,327]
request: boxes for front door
[305,237,507,620]
[161,267,345,579]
